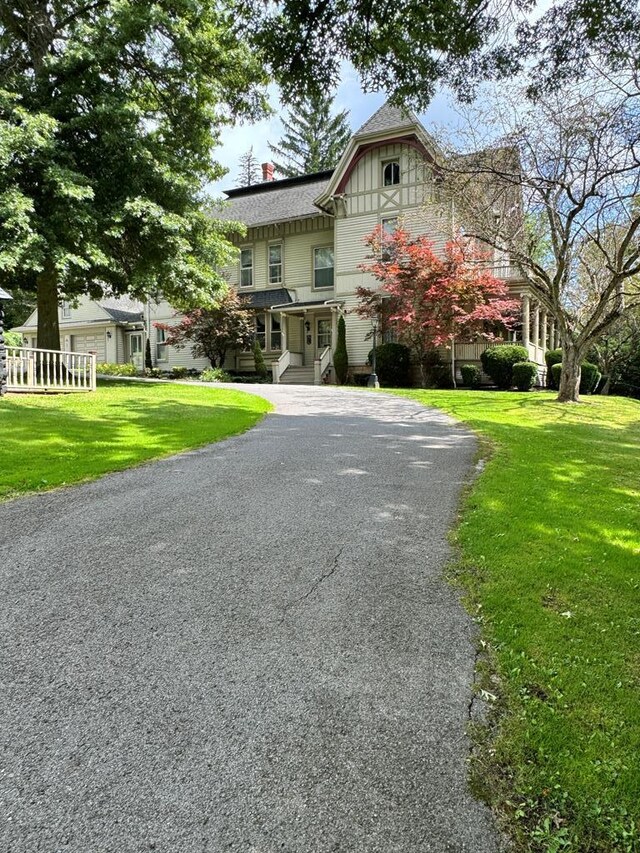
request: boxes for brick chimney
[262,162,274,182]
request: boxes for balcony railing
[6,347,96,393]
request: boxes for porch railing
[272,349,303,384]
[6,347,97,393]
[314,346,332,385]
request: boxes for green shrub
[171,366,188,379]
[545,348,563,388]
[96,362,138,376]
[253,339,267,379]
[144,367,164,379]
[3,330,22,347]
[367,342,411,387]
[480,344,529,389]
[200,367,232,382]
[333,315,349,384]
[551,361,602,394]
[145,338,153,371]
[580,361,601,394]
[460,363,482,388]
[512,361,539,391]
[432,364,455,389]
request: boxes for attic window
[383,161,400,186]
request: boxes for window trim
[61,301,71,319]
[156,326,168,362]
[239,246,254,288]
[312,245,335,291]
[382,159,401,187]
[268,242,283,285]
[316,317,332,350]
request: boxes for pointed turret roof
[355,101,421,137]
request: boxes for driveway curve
[0,385,498,853]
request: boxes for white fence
[6,347,96,393]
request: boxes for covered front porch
[265,299,343,385]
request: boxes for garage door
[71,333,106,361]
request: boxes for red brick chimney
[262,162,274,182]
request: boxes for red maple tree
[356,226,519,385]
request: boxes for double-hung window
[61,301,71,319]
[240,248,253,287]
[270,315,282,350]
[382,217,398,235]
[255,313,266,349]
[268,244,283,284]
[156,327,168,362]
[313,247,334,289]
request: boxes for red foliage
[357,226,519,350]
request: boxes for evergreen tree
[333,315,349,384]
[238,147,261,186]
[269,93,350,178]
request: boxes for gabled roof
[355,102,420,137]
[220,172,333,228]
[101,305,143,323]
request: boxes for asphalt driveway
[0,385,499,852]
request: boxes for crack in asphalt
[280,546,345,623]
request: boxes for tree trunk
[557,342,582,402]
[450,337,457,389]
[37,262,61,351]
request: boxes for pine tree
[269,93,351,178]
[238,147,261,186]
[333,315,349,384]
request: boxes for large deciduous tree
[155,288,254,368]
[356,226,518,385]
[268,92,351,177]
[440,73,640,402]
[0,1,268,350]
[240,0,640,109]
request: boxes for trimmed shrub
[580,361,601,394]
[171,366,189,379]
[333,315,349,384]
[253,339,268,379]
[480,345,529,389]
[145,338,153,371]
[512,361,538,391]
[460,363,482,388]
[367,342,411,387]
[200,367,232,382]
[432,364,455,389]
[551,361,602,394]
[545,348,563,388]
[96,362,138,376]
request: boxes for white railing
[6,347,97,393]
[272,350,303,384]
[314,346,332,385]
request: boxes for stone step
[279,367,315,385]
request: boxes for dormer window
[383,160,400,186]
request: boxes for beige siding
[70,327,107,362]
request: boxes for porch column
[521,292,530,348]
[541,311,548,353]
[331,309,338,355]
[533,303,540,351]
[280,312,287,352]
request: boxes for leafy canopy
[0,1,269,344]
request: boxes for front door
[316,317,332,357]
[129,333,143,369]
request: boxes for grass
[0,380,272,501]
[388,389,640,852]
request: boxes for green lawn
[0,380,271,501]
[390,389,640,852]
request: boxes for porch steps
[279,366,316,385]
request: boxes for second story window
[314,247,334,289]
[240,248,253,287]
[61,301,71,318]
[268,244,282,284]
[383,160,400,186]
[156,327,168,362]
[382,217,398,235]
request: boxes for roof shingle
[219,174,332,228]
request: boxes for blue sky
[209,62,458,196]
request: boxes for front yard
[391,389,640,851]
[0,380,271,501]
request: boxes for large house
[15,103,557,383]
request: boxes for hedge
[480,345,529,389]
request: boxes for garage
[70,332,106,362]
